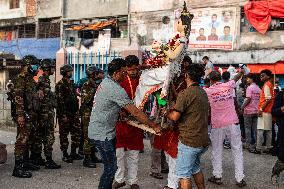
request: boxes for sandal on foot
[271,174,279,185]
[249,148,261,154]
[236,179,247,187]
[150,172,163,179]
[208,176,223,185]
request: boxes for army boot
[30,153,45,166]
[23,159,40,171]
[83,155,96,168]
[12,159,32,178]
[45,156,61,169]
[62,150,73,163]
[70,147,84,160]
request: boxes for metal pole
[76,52,80,83]
[83,52,86,78]
[98,51,101,70]
[90,52,93,66]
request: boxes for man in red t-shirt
[113,55,144,189]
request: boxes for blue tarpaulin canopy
[0,38,60,59]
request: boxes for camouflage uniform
[12,55,41,178]
[14,73,39,160]
[80,81,99,155]
[35,73,56,158]
[55,78,81,153]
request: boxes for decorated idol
[134,2,194,109]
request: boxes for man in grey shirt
[88,58,160,189]
[202,56,214,79]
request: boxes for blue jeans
[176,141,207,179]
[93,138,117,189]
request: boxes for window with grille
[18,24,36,38]
[38,18,61,38]
[10,0,20,9]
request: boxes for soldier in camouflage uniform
[80,66,102,168]
[32,59,61,169]
[55,64,82,163]
[12,55,41,178]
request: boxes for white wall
[188,49,284,64]
[37,0,62,18]
[64,0,128,19]
[130,0,176,12]
[0,0,26,20]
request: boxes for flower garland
[142,34,182,68]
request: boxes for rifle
[6,90,16,121]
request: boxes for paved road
[0,130,283,189]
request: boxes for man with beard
[113,55,143,189]
[88,58,160,189]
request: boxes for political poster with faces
[174,7,237,50]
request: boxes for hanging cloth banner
[244,0,284,34]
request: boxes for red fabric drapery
[247,61,284,74]
[244,0,284,34]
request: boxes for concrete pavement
[0,130,283,189]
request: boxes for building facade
[58,0,284,64]
[0,0,61,125]
[0,0,284,125]
[0,0,61,59]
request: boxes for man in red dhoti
[113,55,144,189]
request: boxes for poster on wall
[175,7,237,50]
[131,11,175,47]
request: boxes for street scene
[0,130,283,189]
[0,0,284,189]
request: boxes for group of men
[10,53,284,189]
[11,55,103,179]
[11,55,61,178]
[202,56,284,186]
[86,55,246,189]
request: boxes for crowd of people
[8,52,284,189]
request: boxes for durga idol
[134,2,194,109]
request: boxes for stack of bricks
[26,0,37,17]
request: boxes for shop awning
[244,0,284,34]
[247,61,284,74]
[65,19,117,31]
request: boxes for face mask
[95,79,102,84]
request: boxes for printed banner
[175,7,237,50]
